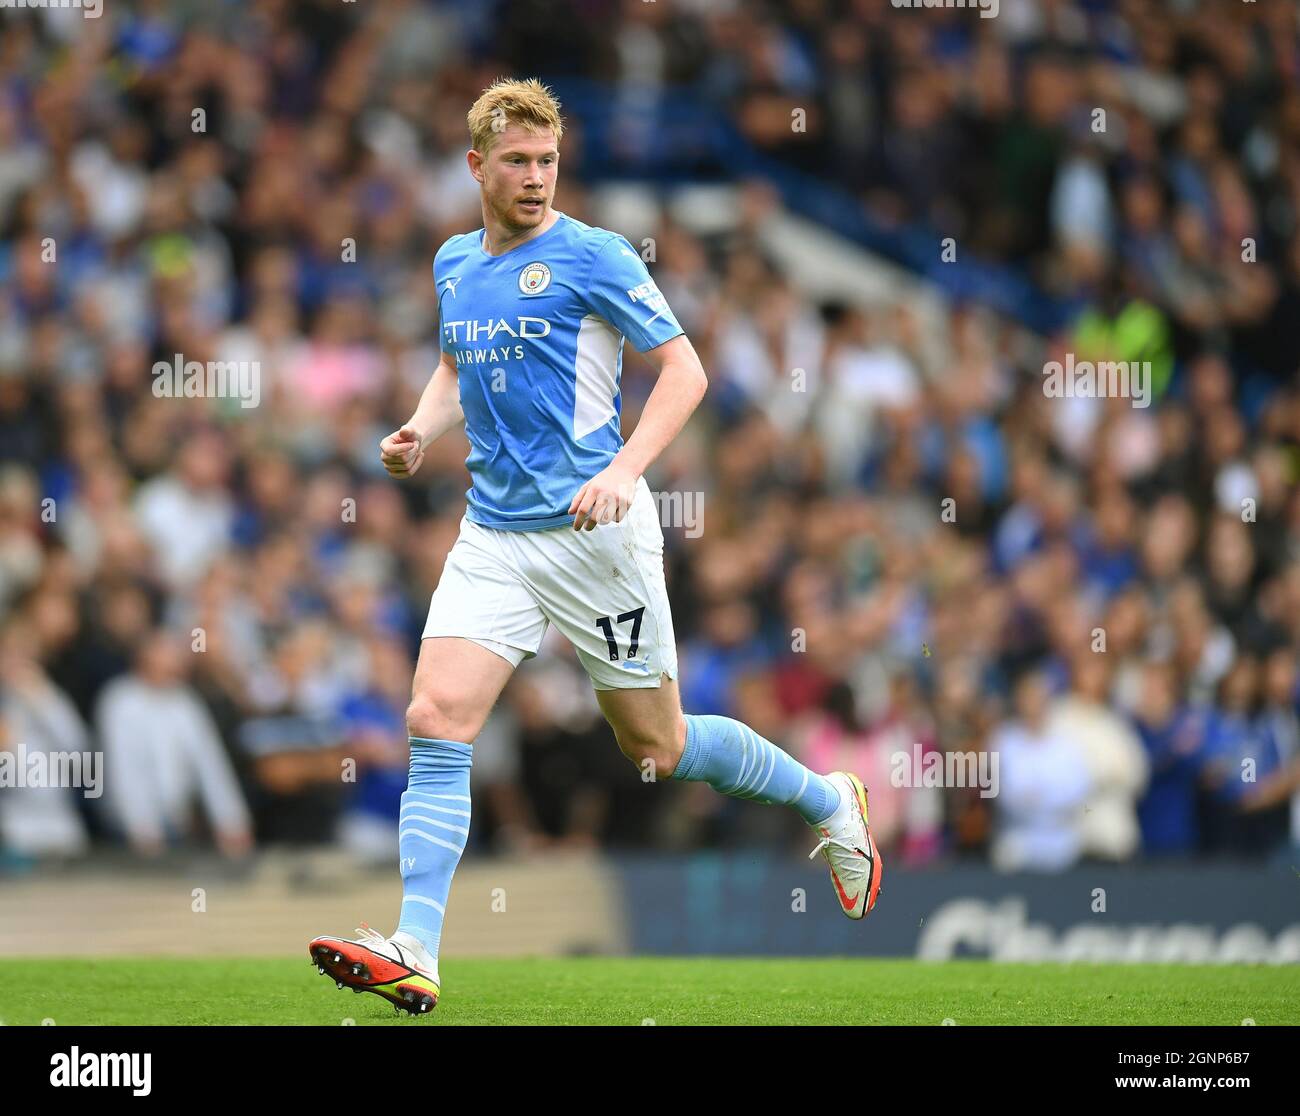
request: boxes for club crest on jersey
[518,262,551,295]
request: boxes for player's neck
[480,207,560,257]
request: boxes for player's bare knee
[406,691,481,745]
[613,725,683,780]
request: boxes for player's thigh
[414,514,548,742]
[407,636,517,743]
[423,516,550,657]
[595,676,687,776]
[522,477,679,691]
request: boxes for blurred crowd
[0,0,1297,872]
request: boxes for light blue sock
[394,737,472,963]
[671,713,841,824]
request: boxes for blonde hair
[467,77,564,155]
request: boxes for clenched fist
[379,425,426,478]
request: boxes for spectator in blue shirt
[1131,660,1204,855]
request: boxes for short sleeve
[433,241,456,355]
[583,236,684,353]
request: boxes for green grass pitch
[0,958,1293,1025]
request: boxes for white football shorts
[422,477,679,690]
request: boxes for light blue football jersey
[433,212,684,530]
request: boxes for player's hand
[569,462,639,531]
[379,424,426,478]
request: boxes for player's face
[476,126,558,232]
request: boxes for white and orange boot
[808,771,883,920]
[308,924,441,1015]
